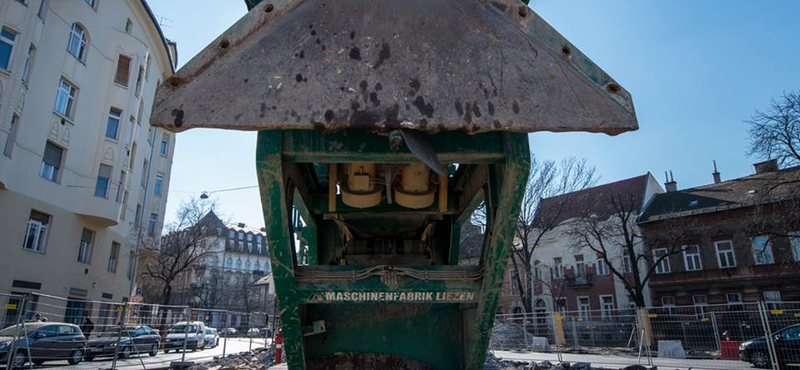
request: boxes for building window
[751,236,774,265]
[141,159,148,187]
[622,254,633,274]
[159,133,169,157]
[4,114,19,157]
[238,241,244,251]
[134,66,144,96]
[238,231,244,240]
[682,245,702,271]
[577,297,590,320]
[790,232,800,262]
[54,78,77,118]
[693,295,708,317]
[126,251,135,280]
[726,292,743,306]
[125,19,132,33]
[120,191,129,220]
[148,213,158,236]
[574,254,586,277]
[255,260,261,272]
[600,295,615,320]
[246,234,253,241]
[94,164,112,198]
[115,170,125,202]
[125,118,135,147]
[114,55,131,86]
[154,175,163,196]
[661,296,676,314]
[596,258,609,276]
[653,248,670,274]
[556,298,568,315]
[77,228,93,264]
[245,260,251,271]
[552,257,563,279]
[67,23,87,61]
[38,0,49,19]
[105,108,121,139]
[108,242,120,273]
[0,28,17,70]
[84,0,96,8]
[23,211,50,253]
[22,45,35,84]
[226,257,232,268]
[228,230,234,238]
[764,291,781,310]
[40,141,63,182]
[236,258,242,270]
[533,260,541,281]
[134,203,142,225]
[715,241,737,269]
[211,256,219,267]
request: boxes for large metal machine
[151,0,637,368]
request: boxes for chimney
[712,160,721,184]
[664,171,677,192]
[237,222,246,228]
[753,159,778,174]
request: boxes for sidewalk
[267,364,287,369]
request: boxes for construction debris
[483,352,657,370]
[188,345,276,370]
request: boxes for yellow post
[637,308,654,347]
[552,312,566,346]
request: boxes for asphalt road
[494,350,757,370]
[19,337,270,370]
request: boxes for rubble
[188,345,276,370]
[484,352,657,370]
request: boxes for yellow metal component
[438,165,448,213]
[328,164,337,213]
[341,163,384,208]
[552,313,566,346]
[394,163,435,209]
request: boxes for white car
[204,327,219,348]
[164,321,206,352]
[247,328,260,337]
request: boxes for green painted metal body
[256,130,529,369]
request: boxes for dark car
[85,325,160,361]
[740,324,800,369]
[259,327,272,338]
[0,322,87,367]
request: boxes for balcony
[566,273,593,287]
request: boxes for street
[22,338,270,370]
[495,350,756,370]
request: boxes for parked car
[259,327,272,338]
[220,328,238,336]
[740,323,800,368]
[204,327,219,348]
[85,325,160,361]
[0,322,86,367]
[164,321,206,353]
[247,328,260,337]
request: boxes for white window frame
[682,245,702,271]
[108,242,120,273]
[0,27,17,71]
[154,174,163,196]
[726,292,743,306]
[596,258,609,276]
[577,296,591,320]
[67,23,87,61]
[751,235,774,265]
[714,240,737,269]
[23,211,50,253]
[552,258,563,279]
[40,141,64,182]
[105,108,121,140]
[54,78,77,118]
[790,232,800,262]
[77,228,93,264]
[22,45,34,84]
[148,213,158,236]
[94,164,112,198]
[661,296,676,314]
[764,291,781,310]
[622,254,633,274]
[653,248,671,274]
[693,294,708,317]
[600,295,615,320]
[575,254,586,277]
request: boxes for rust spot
[349,47,362,61]
[373,43,391,69]
[518,5,528,17]
[264,3,273,12]
[219,39,230,49]
[168,77,181,87]
[171,109,184,127]
[412,96,434,118]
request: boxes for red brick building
[638,160,800,308]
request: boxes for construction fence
[490,301,800,370]
[0,291,276,369]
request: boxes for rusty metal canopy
[151,0,638,135]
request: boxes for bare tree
[141,198,218,306]
[566,194,699,307]
[747,91,800,167]
[477,155,597,313]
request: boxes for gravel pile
[188,345,276,370]
[484,352,656,370]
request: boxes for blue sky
[149,0,800,228]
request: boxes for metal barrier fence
[490,301,800,370]
[0,292,274,369]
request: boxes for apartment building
[0,0,176,323]
[638,160,800,308]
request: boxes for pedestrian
[81,317,95,337]
[34,313,42,322]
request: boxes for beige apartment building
[0,0,176,324]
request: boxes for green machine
[151,0,637,368]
